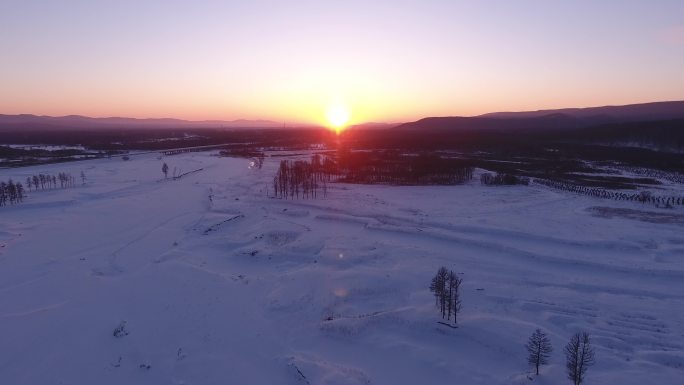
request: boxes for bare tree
[0,182,7,206]
[7,180,16,204]
[430,267,448,318]
[565,332,595,385]
[526,328,553,375]
[16,182,24,202]
[446,270,462,325]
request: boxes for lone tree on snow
[526,328,553,375]
[162,162,169,178]
[565,332,595,385]
[429,266,462,326]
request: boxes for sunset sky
[1,0,683,126]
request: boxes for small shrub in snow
[112,320,129,338]
[177,348,186,361]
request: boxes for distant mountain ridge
[397,101,684,132]
[478,101,684,121]
[2,100,683,132]
[0,114,284,131]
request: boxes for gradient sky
[1,0,683,125]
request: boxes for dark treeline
[0,128,332,152]
[534,178,684,208]
[0,145,102,168]
[480,172,530,186]
[337,126,684,178]
[0,145,83,159]
[334,150,474,185]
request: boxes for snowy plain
[1,152,683,385]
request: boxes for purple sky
[1,0,683,124]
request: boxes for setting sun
[326,103,350,132]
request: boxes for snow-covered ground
[1,152,683,385]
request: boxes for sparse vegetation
[534,178,684,207]
[112,320,129,338]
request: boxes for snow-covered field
[1,152,683,385]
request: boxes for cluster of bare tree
[534,178,684,208]
[480,172,530,186]
[0,179,26,206]
[24,172,76,191]
[524,329,595,384]
[273,159,328,199]
[272,152,474,198]
[429,267,462,326]
[2,172,81,208]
